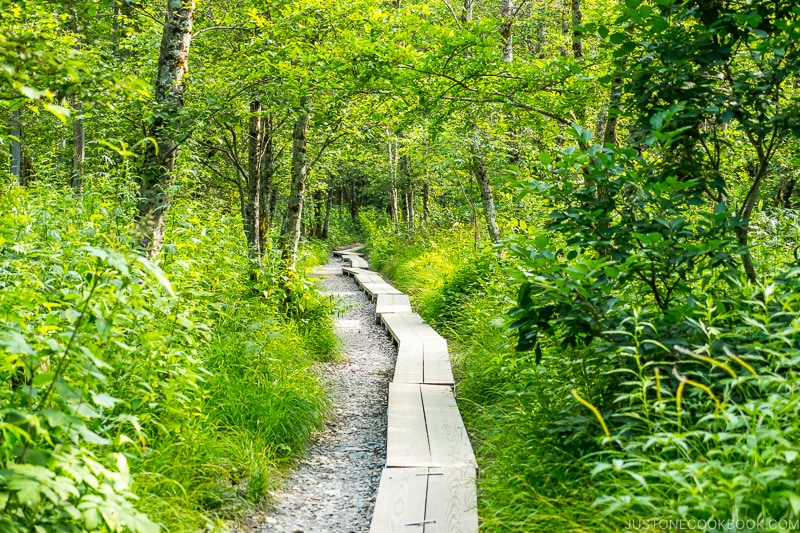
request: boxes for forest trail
[233,255,396,533]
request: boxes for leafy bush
[0,184,337,532]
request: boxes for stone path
[233,255,395,533]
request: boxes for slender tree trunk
[71,100,85,192]
[534,6,547,58]
[136,0,195,257]
[321,190,332,239]
[21,157,34,186]
[400,154,414,227]
[603,77,623,147]
[387,137,399,223]
[559,0,569,56]
[571,0,583,58]
[389,188,399,222]
[423,182,430,223]
[736,155,770,284]
[245,100,262,262]
[279,95,311,269]
[9,110,21,180]
[461,0,474,23]
[312,190,325,238]
[470,132,502,242]
[500,0,514,63]
[258,114,275,254]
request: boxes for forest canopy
[2,0,800,531]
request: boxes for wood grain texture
[362,282,404,300]
[421,385,477,468]
[394,341,425,383]
[332,249,364,257]
[370,467,429,533]
[375,294,412,322]
[424,467,479,533]
[355,273,385,286]
[342,253,369,269]
[382,312,422,343]
[423,339,454,385]
[342,266,372,277]
[386,383,431,467]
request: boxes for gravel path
[233,255,395,533]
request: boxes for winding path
[234,255,395,533]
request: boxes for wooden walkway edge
[335,252,479,532]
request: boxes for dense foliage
[3,0,800,530]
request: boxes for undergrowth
[364,213,800,533]
[0,182,337,532]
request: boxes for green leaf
[135,256,175,297]
[91,392,119,409]
[609,32,627,45]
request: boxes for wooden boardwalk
[336,252,479,532]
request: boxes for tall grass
[364,214,800,532]
[365,220,620,531]
[0,182,338,532]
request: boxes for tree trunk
[9,110,21,180]
[500,0,514,63]
[71,100,85,192]
[400,154,414,227]
[387,137,399,223]
[245,99,262,262]
[470,132,502,242]
[423,182,430,223]
[258,114,276,254]
[559,0,569,56]
[571,0,583,58]
[461,0,474,23]
[321,191,332,239]
[736,156,769,284]
[279,95,311,269]
[313,190,325,238]
[21,157,34,186]
[136,0,195,257]
[602,76,623,147]
[389,188,399,222]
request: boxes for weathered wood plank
[386,383,431,468]
[355,273,385,287]
[332,249,364,258]
[370,468,429,533]
[362,282,403,300]
[423,339,454,386]
[343,254,370,269]
[375,294,412,324]
[342,266,371,277]
[424,467,479,533]
[382,313,423,344]
[394,341,425,383]
[421,385,476,469]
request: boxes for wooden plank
[420,385,476,469]
[362,282,403,300]
[355,273,385,286]
[382,313,422,345]
[424,467,479,533]
[342,266,371,277]
[422,339,454,386]
[375,294,412,324]
[370,468,429,533]
[393,341,425,383]
[332,249,364,258]
[344,254,370,269]
[386,383,431,468]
